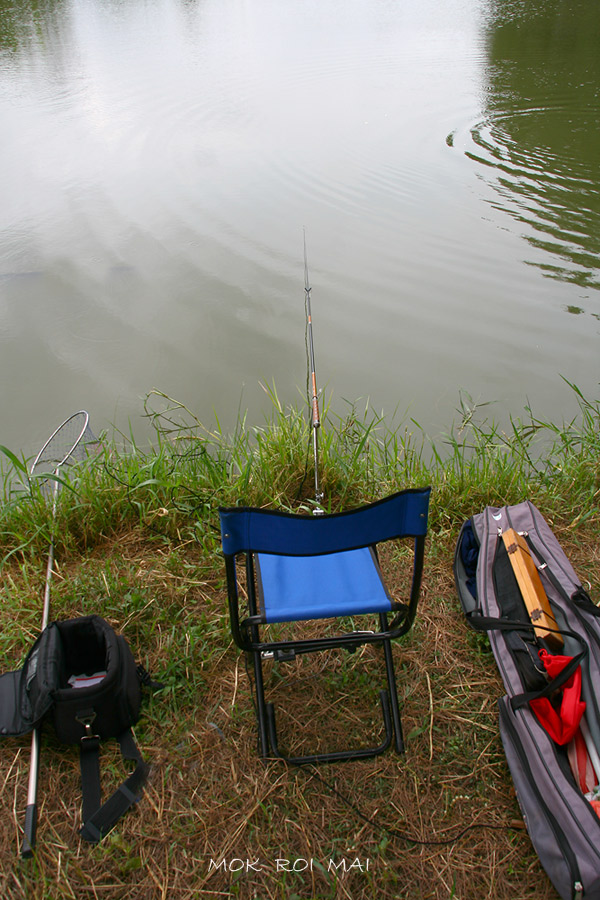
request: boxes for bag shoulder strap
[79,728,150,843]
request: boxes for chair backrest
[219,487,431,558]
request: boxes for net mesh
[30,411,98,484]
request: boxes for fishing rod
[303,230,324,513]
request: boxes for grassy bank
[0,385,598,900]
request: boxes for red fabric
[568,729,597,793]
[529,650,586,745]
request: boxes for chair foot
[262,691,402,765]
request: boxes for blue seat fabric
[256,546,392,623]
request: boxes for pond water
[0,0,598,458]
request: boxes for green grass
[0,382,598,900]
[2,380,598,558]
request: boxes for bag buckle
[76,710,100,743]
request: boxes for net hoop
[30,411,93,478]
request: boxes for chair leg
[250,650,271,758]
[381,636,405,754]
[251,630,406,763]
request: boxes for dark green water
[0,0,598,456]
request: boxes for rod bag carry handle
[465,612,588,713]
[510,639,588,712]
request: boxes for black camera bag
[0,614,152,844]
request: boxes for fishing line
[241,653,521,848]
[289,761,524,848]
[238,238,522,852]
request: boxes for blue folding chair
[219,487,431,763]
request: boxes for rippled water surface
[1,0,598,455]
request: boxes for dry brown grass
[3,519,596,900]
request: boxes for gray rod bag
[454,501,600,900]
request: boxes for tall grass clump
[1,381,598,559]
[428,381,600,529]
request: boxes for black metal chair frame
[220,489,430,764]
